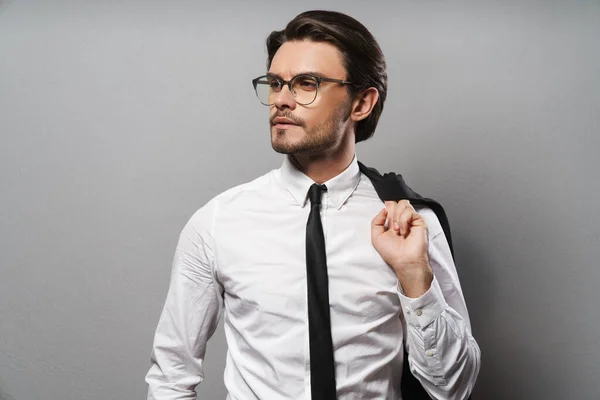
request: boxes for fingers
[385,200,423,237]
[397,207,412,236]
[371,207,388,242]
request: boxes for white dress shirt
[146,154,480,400]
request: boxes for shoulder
[360,171,445,239]
[185,169,275,230]
[415,206,445,240]
[212,170,274,207]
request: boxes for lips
[273,117,298,126]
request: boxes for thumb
[371,207,388,242]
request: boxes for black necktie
[306,183,337,399]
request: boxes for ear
[350,87,379,122]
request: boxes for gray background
[1,0,599,399]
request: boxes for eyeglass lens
[255,75,318,105]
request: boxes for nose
[273,84,297,111]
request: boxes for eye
[266,77,282,89]
[294,76,318,90]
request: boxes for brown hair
[266,10,388,143]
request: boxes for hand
[371,200,433,298]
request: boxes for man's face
[267,40,353,155]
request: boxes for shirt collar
[277,153,361,210]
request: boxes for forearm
[399,278,480,400]
[146,343,203,400]
[146,289,221,399]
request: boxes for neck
[289,135,356,184]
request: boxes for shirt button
[415,309,423,316]
[426,349,435,357]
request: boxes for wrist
[396,265,433,298]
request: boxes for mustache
[269,112,305,127]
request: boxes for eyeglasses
[252,73,353,106]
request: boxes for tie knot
[308,183,327,206]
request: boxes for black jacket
[358,161,470,400]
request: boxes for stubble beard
[271,100,352,155]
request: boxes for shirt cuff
[397,277,448,329]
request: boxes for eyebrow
[267,71,327,80]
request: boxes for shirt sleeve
[145,198,224,400]
[397,208,481,400]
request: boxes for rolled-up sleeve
[146,198,224,400]
[398,208,481,400]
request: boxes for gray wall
[1,1,599,399]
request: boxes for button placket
[320,191,329,242]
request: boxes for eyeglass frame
[251,73,354,106]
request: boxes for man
[146,10,480,400]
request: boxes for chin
[271,136,300,155]
[271,125,320,154]
[271,138,294,154]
